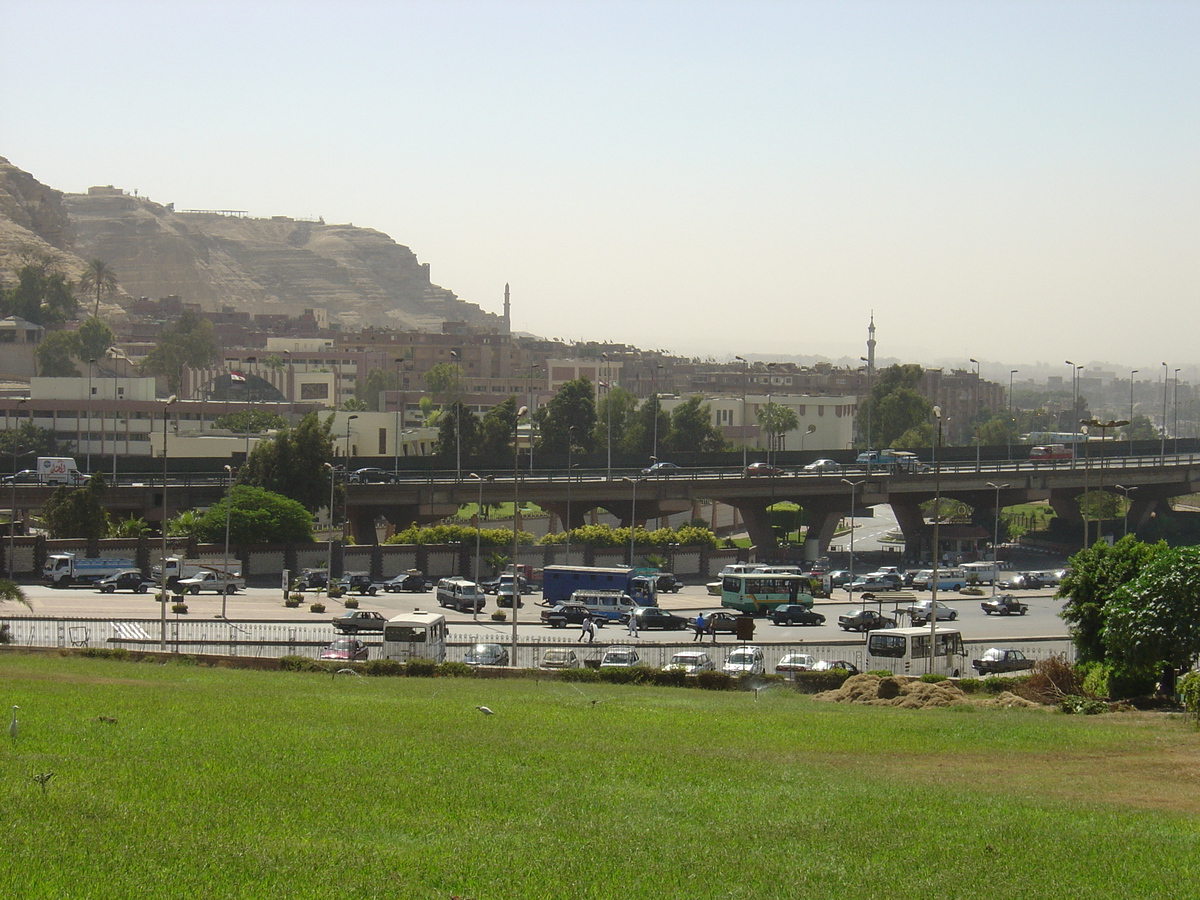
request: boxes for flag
[230,372,246,383]
[599,381,609,388]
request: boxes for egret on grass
[475,706,495,716]
[9,705,18,743]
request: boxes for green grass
[2,653,1199,899]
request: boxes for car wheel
[136,586,146,594]
[190,586,200,595]
[1020,609,1027,615]
[950,612,958,620]
[225,585,236,594]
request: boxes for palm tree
[79,259,119,317]
[0,578,30,609]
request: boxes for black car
[383,572,429,593]
[656,573,683,593]
[629,607,689,631]
[981,594,1029,616]
[1,469,40,485]
[96,570,155,594]
[541,602,605,629]
[294,569,329,591]
[339,573,379,596]
[348,468,395,484]
[768,604,826,627]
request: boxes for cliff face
[0,158,499,330]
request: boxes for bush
[558,667,601,683]
[362,659,404,677]
[491,611,506,622]
[343,597,359,609]
[437,661,473,678]
[171,602,189,614]
[1017,655,1082,704]
[310,602,326,613]
[284,597,301,608]
[598,665,650,685]
[651,668,691,688]
[1060,695,1109,715]
[279,655,309,671]
[695,670,734,691]
[328,587,344,599]
[919,673,948,684]
[78,647,131,661]
[1180,671,1200,719]
[405,658,438,678]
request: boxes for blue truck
[540,565,658,608]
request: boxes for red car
[319,638,369,661]
[745,462,789,477]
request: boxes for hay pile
[812,673,1041,709]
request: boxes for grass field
[3,652,1199,899]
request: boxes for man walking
[627,610,639,638]
[580,615,596,643]
[693,613,706,642]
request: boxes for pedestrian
[627,610,639,638]
[580,615,595,643]
[709,616,718,644]
[693,613,706,642]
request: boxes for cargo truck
[43,553,137,587]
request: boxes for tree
[478,397,520,464]
[874,388,932,449]
[36,330,81,376]
[622,395,670,458]
[0,260,77,325]
[593,386,638,454]
[1058,535,1168,663]
[975,415,1015,447]
[0,420,59,457]
[212,409,286,434]
[535,378,597,456]
[238,412,335,513]
[192,485,315,544]
[424,362,463,401]
[43,473,110,545]
[1104,546,1200,672]
[668,396,727,452]
[78,259,119,318]
[77,317,116,363]
[434,400,481,461]
[340,398,369,411]
[140,311,219,395]
[1123,415,1158,443]
[756,401,798,454]
[355,368,399,412]
[0,579,30,610]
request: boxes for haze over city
[2,0,1196,375]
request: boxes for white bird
[8,705,18,743]
[475,706,495,716]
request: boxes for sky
[2,0,1197,379]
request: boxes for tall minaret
[866,312,876,374]
[503,283,511,335]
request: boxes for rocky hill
[0,157,500,331]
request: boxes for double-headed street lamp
[622,476,641,567]
[986,482,1008,597]
[929,405,944,674]
[469,473,489,623]
[735,356,748,472]
[1116,484,1137,537]
[1082,417,1129,542]
[159,394,178,651]
[222,464,234,618]
[324,462,339,594]
[840,478,864,590]
[8,397,28,580]
[511,405,528,666]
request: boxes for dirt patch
[813,673,1041,709]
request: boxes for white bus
[911,567,967,591]
[865,626,967,678]
[961,562,1000,585]
[381,610,447,663]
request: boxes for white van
[37,457,88,485]
[381,610,447,663]
[436,577,485,613]
[569,589,635,622]
[961,562,1000,585]
[866,626,966,678]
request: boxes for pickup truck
[173,570,246,595]
[980,594,1029,616]
[972,648,1036,675]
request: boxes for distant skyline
[2,1,1196,374]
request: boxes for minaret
[503,283,511,335]
[866,312,876,374]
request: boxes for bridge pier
[801,501,844,561]
[889,499,928,563]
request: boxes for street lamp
[622,476,640,567]
[1008,369,1018,460]
[800,423,816,452]
[393,357,406,478]
[735,356,748,472]
[929,405,943,673]
[1174,368,1181,455]
[565,426,576,563]
[1082,417,1129,542]
[222,464,234,619]
[86,359,95,474]
[323,462,338,595]
[1161,361,1168,461]
[511,405,528,666]
[159,394,178,652]
[469,473,488,623]
[986,482,1008,597]
[970,358,981,471]
[651,363,664,463]
[343,415,359,545]
[1116,484,1137,537]
[841,478,864,592]
[601,353,612,481]
[528,365,539,473]
[860,356,873,460]
[1065,361,1082,467]
[7,398,28,580]
[1129,370,1138,456]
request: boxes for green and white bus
[720,572,815,615]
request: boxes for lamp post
[528,365,539,473]
[1129,370,1138,456]
[860,356,872,459]
[469,473,487,623]
[1065,360,1082,467]
[343,415,358,545]
[986,482,1008,597]
[393,357,405,478]
[929,406,943,673]
[800,423,816,452]
[601,353,612,481]
[7,398,27,580]
[1080,422,1090,546]
[511,405,528,666]
[735,356,748,472]
[282,349,293,425]
[622,476,640,566]
[159,394,178,651]
[86,359,95,474]
[1161,361,1168,461]
[324,462,338,595]
[1082,417,1129,543]
[1174,368,1181,455]
[565,426,575,563]
[1116,484,1137,537]
[651,363,664,463]
[1008,369,1018,460]
[841,478,864,593]
[970,358,981,471]
[222,464,234,619]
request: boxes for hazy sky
[3,0,1197,375]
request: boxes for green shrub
[695,670,734,691]
[558,667,601,683]
[957,678,982,694]
[405,658,438,678]
[284,597,302,608]
[1180,671,1200,719]
[651,668,690,688]
[279,655,309,671]
[78,647,131,661]
[919,673,948,684]
[171,602,189,614]
[981,676,1014,694]
[362,659,404,677]
[343,597,359,609]
[328,587,344,599]
[598,665,650,685]
[1061,694,1109,715]
[310,602,326,613]
[437,661,473,678]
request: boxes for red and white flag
[230,372,246,383]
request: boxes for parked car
[495,584,525,608]
[319,637,369,661]
[803,459,841,473]
[464,643,509,667]
[1,469,40,485]
[998,572,1046,590]
[826,570,854,588]
[663,650,716,674]
[906,599,959,625]
[95,569,156,594]
[641,461,680,476]
[338,573,379,595]
[768,604,826,627]
[722,646,766,677]
[348,467,395,484]
[981,594,1029,616]
[655,573,683,593]
[972,648,1035,675]
[838,608,897,632]
[293,569,329,591]
[629,607,689,631]
[541,602,605,629]
[848,577,898,593]
[482,574,530,595]
[776,653,817,674]
[383,571,429,593]
[703,611,743,634]
[331,610,389,633]
[540,648,581,669]
[745,462,789,477]
[812,659,860,675]
[600,647,642,667]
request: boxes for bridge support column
[731,502,778,553]
[802,502,843,561]
[889,499,928,563]
[349,509,379,545]
[540,501,593,534]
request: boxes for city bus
[721,572,815,615]
[865,626,966,677]
[381,609,447,663]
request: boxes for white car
[600,647,642,668]
[775,653,816,674]
[663,651,715,674]
[804,459,841,473]
[906,600,959,624]
[722,646,765,677]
